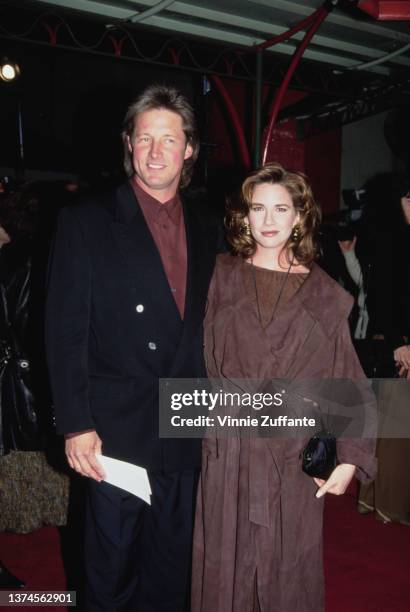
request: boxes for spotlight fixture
[0,59,20,82]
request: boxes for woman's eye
[276,207,288,212]
[251,205,263,211]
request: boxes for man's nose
[149,141,162,158]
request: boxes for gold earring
[292,225,300,241]
[243,221,252,237]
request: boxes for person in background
[0,209,24,589]
[338,235,369,340]
[0,187,69,584]
[328,176,402,377]
[358,175,410,525]
[390,178,410,372]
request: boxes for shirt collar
[131,178,182,226]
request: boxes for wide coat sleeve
[332,319,377,484]
[45,206,95,435]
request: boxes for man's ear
[126,135,133,154]
[184,142,194,161]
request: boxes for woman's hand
[314,463,356,499]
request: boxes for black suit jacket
[45,181,219,470]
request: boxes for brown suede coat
[192,253,377,612]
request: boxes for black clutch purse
[301,429,338,480]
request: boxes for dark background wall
[1,38,343,214]
[0,40,195,180]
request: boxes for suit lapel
[109,182,182,326]
[108,183,213,376]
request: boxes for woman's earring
[292,225,300,241]
[243,221,252,237]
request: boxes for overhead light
[0,59,20,82]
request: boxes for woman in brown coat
[191,163,376,612]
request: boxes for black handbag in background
[0,274,43,456]
[0,347,42,455]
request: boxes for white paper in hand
[96,454,152,505]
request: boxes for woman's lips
[261,231,279,237]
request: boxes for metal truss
[0,2,387,99]
[296,76,410,138]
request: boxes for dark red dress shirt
[130,179,187,319]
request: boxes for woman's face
[246,182,299,256]
[401,193,410,225]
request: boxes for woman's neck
[249,247,309,273]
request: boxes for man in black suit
[46,85,219,611]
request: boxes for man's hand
[397,365,410,379]
[394,345,410,374]
[314,463,356,499]
[338,236,357,253]
[65,429,105,481]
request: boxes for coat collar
[111,181,141,224]
[109,182,182,328]
[295,262,353,337]
[224,255,353,340]
[111,180,187,227]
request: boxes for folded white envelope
[96,454,152,505]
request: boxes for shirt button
[136,304,144,313]
[148,342,157,351]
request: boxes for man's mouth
[147,163,166,170]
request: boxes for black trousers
[85,470,199,611]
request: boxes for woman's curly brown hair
[225,162,322,267]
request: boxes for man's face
[127,108,193,203]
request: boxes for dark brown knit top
[243,261,308,328]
